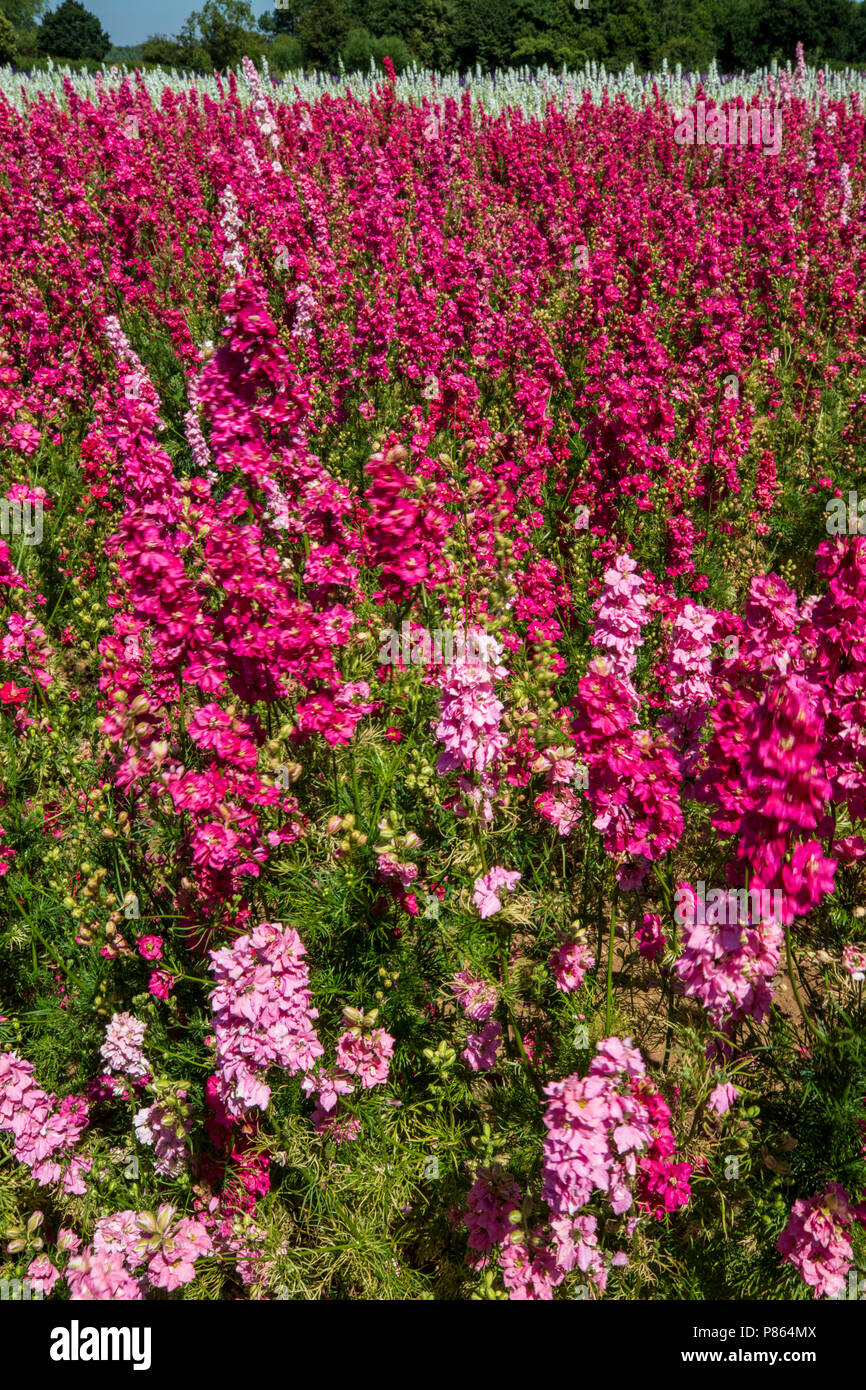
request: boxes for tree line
[3,0,866,75]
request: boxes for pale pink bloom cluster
[26,1253,61,1296]
[591,553,650,685]
[706,1082,739,1116]
[100,1012,151,1081]
[335,1027,394,1089]
[242,55,283,171]
[209,922,324,1117]
[450,969,498,1022]
[658,602,718,769]
[133,1100,191,1176]
[842,944,866,981]
[66,1249,144,1300]
[673,883,783,1032]
[463,1170,522,1253]
[541,1037,652,1218]
[777,1185,861,1298]
[219,186,245,277]
[462,1020,502,1072]
[301,1064,355,1114]
[0,1051,91,1194]
[472,866,521,919]
[499,1228,564,1299]
[549,939,595,992]
[550,1212,628,1295]
[434,630,509,775]
[64,1205,214,1297]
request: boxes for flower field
[1,51,866,1307]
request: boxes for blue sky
[82,1,274,47]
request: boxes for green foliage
[0,8,16,61]
[140,35,185,66]
[0,0,44,29]
[177,0,261,71]
[36,0,109,60]
[269,32,305,70]
[298,0,354,67]
[342,23,374,69]
[259,1,306,35]
[371,30,411,69]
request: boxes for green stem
[784,925,824,1043]
[605,887,618,1035]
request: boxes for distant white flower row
[1,54,865,115]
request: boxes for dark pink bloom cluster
[636,912,667,962]
[571,657,683,867]
[549,938,595,992]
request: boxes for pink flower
[100,1013,151,1080]
[462,1020,502,1071]
[472,866,521,919]
[450,969,498,1022]
[137,935,163,960]
[549,939,594,992]
[149,969,174,1000]
[335,1027,394,1089]
[842,945,866,982]
[778,1185,860,1298]
[707,1082,739,1116]
[26,1254,60,1296]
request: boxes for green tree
[178,0,260,70]
[453,0,518,70]
[709,0,760,68]
[365,0,413,38]
[36,0,110,59]
[259,2,305,36]
[140,34,184,65]
[298,0,354,67]
[342,23,375,67]
[839,0,866,63]
[603,0,660,70]
[404,0,455,69]
[0,9,16,61]
[371,30,411,67]
[270,32,304,68]
[0,0,45,29]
